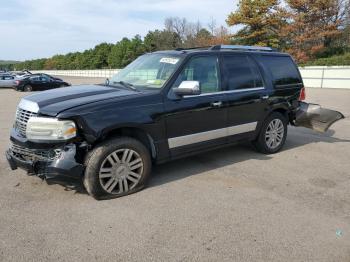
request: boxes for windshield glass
[110,53,183,89]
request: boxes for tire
[83,137,152,200]
[253,112,288,154]
[23,85,33,92]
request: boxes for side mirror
[105,78,110,86]
[173,81,201,97]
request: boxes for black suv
[6,45,344,199]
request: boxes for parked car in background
[13,73,70,91]
[0,74,15,88]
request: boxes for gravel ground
[0,78,349,262]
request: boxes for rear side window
[30,76,40,81]
[261,56,302,87]
[221,55,263,90]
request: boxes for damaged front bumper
[294,102,345,133]
[6,141,84,184]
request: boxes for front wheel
[83,137,152,200]
[253,112,288,154]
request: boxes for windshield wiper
[112,81,137,91]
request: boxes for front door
[39,75,51,90]
[220,54,270,142]
[164,55,227,157]
[29,76,45,90]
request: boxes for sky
[0,0,237,61]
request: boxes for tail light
[299,87,306,101]
[15,80,20,86]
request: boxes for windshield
[110,53,183,89]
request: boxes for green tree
[108,36,145,68]
[226,0,284,48]
[144,30,182,51]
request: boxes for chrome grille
[10,143,62,162]
[15,108,37,137]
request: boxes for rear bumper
[294,102,345,132]
[6,143,84,183]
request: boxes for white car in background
[11,70,32,78]
[0,74,16,88]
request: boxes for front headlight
[26,117,77,141]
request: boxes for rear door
[220,54,270,142]
[39,75,52,90]
[29,76,45,90]
[3,75,15,87]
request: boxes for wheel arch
[97,127,157,160]
[255,105,291,139]
[268,103,293,123]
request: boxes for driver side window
[173,56,220,94]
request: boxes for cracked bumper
[294,102,345,133]
[6,143,84,183]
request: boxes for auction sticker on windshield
[160,57,179,64]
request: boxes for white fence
[32,69,120,78]
[33,66,350,89]
[298,66,350,89]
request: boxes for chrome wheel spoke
[99,168,113,178]
[129,158,143,171]
[107,152,120,166]
[129,171,141,179]
[127,174,139,183]
[122,149,133,163]
[107,179,118,193]
[118,178,125,193]
[104,177,115,190]
[123,177,129,192]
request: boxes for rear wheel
[83,137,152,200]
[23,85,33,92]
[253,112,288,154]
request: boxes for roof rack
[175,46,212,51]
[210,45,275,52]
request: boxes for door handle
[261,95,269,100]
[211,101,223,107]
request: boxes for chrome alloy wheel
[265,119,285,150]
[99,149,144,194]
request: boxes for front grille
[10,143,62,162]
[15,108,37,137]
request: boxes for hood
[18,85,138,116]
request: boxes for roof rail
[175,46,212,51]
[210,45,275,52]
